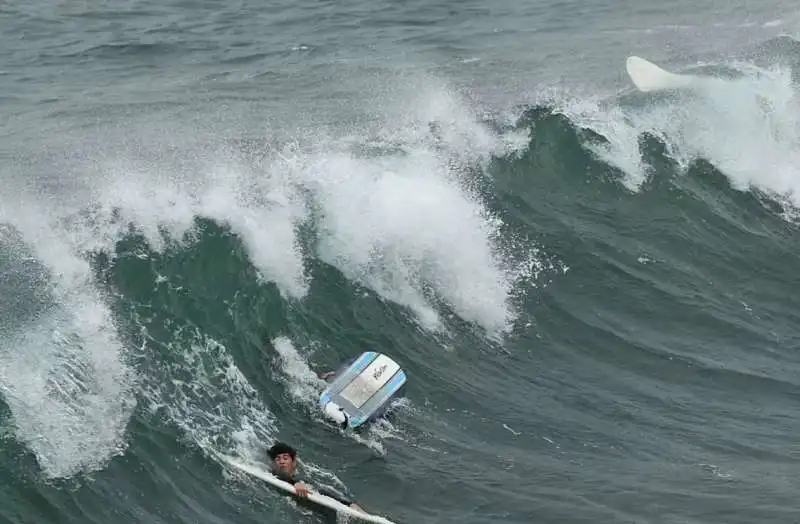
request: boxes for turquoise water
[2,1,800,523]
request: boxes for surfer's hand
[294,483,310,497]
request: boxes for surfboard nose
[625,56,693,92]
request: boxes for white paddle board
[626,56,694,92]
[216,452,398,524]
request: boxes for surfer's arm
[316,485,363,509]
[277,468,358,507]
[272,468,310,495]
[293,482,311,497]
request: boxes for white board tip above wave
[625,56,695,92]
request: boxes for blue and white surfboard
[319,352,407,429]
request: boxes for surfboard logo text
[373,364,388,380]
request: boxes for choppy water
[2,1,800,523]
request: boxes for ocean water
[2,1,800,523]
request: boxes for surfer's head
[267,442,297,473]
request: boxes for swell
[3,61,800,522]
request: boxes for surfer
[268,442,364,511]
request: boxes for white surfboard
[626,56,695,92]
[216,452,398,524]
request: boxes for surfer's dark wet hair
[267,442,297,460]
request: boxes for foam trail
[11,78,536,351]
[559,97,651,192]
[35,165,285,462]
[293,149,514,335]
[87,138,520,335]
[0,202,136,478]
[272,336,327,404]
[197,166,310,299]
[278,78,531,336]
[568,59,800,210]
[79,161,310,300]
[134,320,277,463]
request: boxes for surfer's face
[274,452,295,473]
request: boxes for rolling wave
[2,34,800,523]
